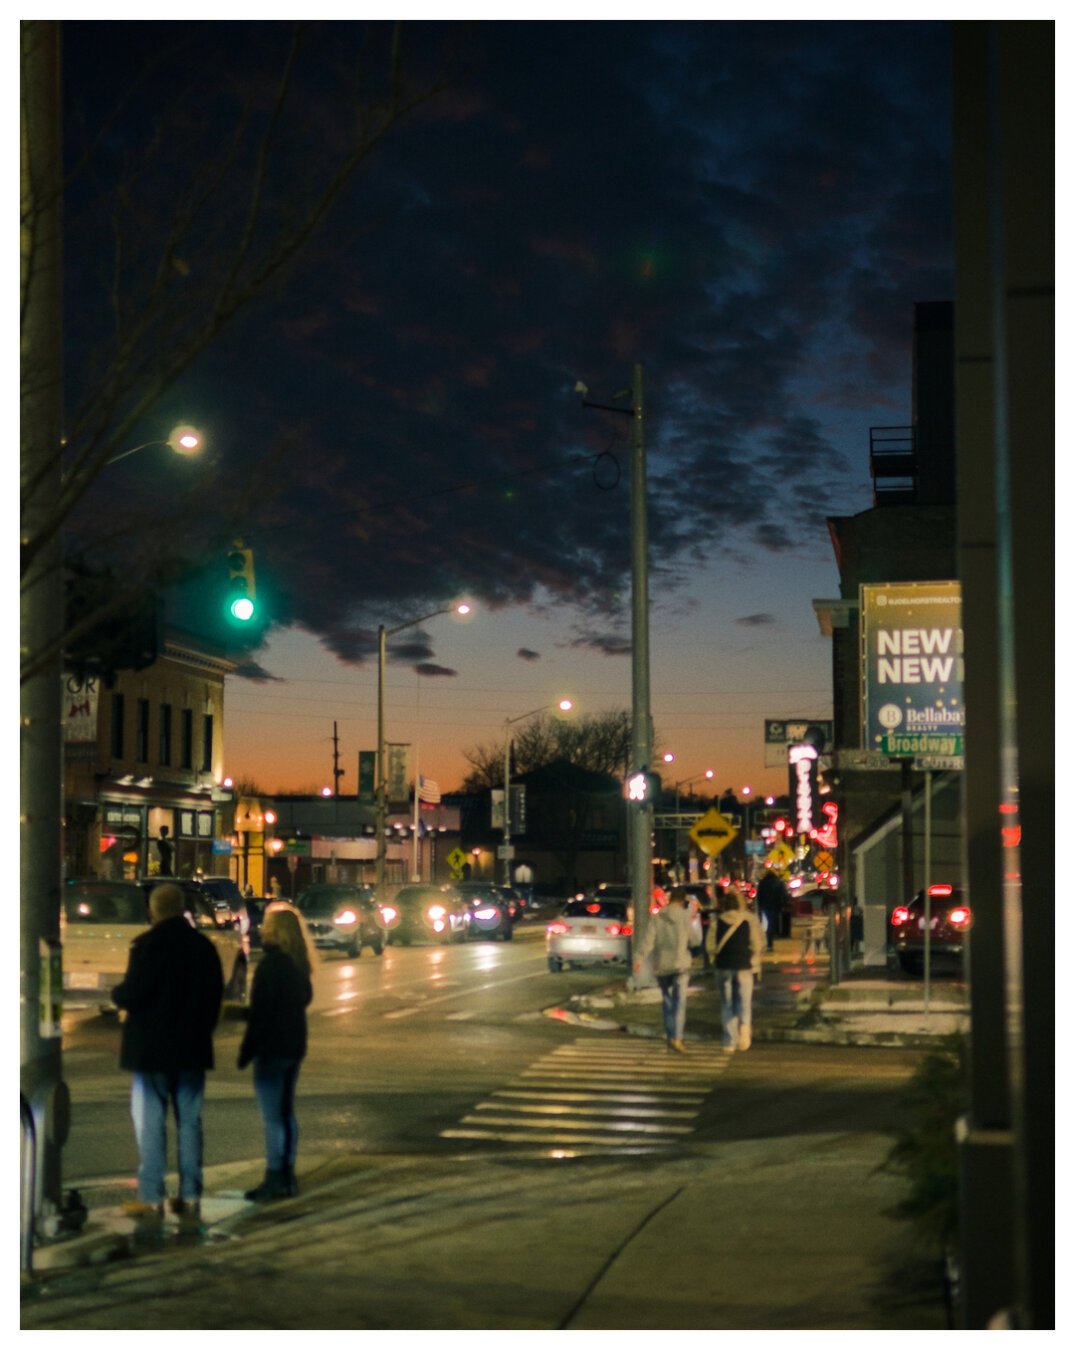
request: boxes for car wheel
[371,938,383,956]
[898,953,923,975]
[226,957,248,1002]
[547,955,562,973]
[347,939,359,958]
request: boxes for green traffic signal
[226,545,256,623]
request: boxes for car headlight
[334,909,358,926]
[427,905,446,921]
[379,906,398,925]
[474,907,498,921]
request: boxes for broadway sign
[861,580,964,758]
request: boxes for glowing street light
[501,698,574,884]
[106,424,204,465]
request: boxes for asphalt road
[60,922,924,1194]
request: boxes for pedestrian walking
[111,882,224,1230]
[238,904,314,1201]
[633,890,694,1053]
[707,885,765,1051]
[755,868,790,952]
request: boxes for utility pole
[21,19,80,1238]
[332,721,345,797]
[628,363,654,986]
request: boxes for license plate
[66,971,101,990]
[580,923,597,934]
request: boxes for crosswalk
[440,1037,733,1153]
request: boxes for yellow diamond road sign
[766,841,796,871]
[447,847,466,875]
[689,808,738,857]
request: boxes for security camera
[574,381,589,397]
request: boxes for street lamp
[501,699,573,884]
[376,601,472,898]
[106,424,203,465]
[674,768,715,813]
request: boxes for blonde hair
[262,903,314,981]
[149,883,184,923]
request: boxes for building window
[159,704,172,766]
[180,709,194,769]
[201,714,214,773]
[136,698,149,763]
[110,693,125,759]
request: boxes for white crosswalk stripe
[440,1037,733,1152]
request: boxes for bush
[880,1032,969,1248]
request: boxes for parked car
[545,895,633,972]
[454,882,516,941]
[136,877,250,1000]
[379,884,467,944]
[295,883,385,957]
[890,884,971,975]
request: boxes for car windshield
[297,887,361,916]
[562,899,629,921]
[64,882,146,924]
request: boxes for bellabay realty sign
[861,581,964,758]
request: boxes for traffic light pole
[375,623,387,900]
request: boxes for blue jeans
[130,1070,206,1203]
[656,971,690,1042]
[253,1057,301,1171]
[716,970,755,1047]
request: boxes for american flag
[418,774,441,804]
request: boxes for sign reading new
[861,581,964,758]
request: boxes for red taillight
[649,902,661,914]
[605,923,633,936]
[891,906,911,926]
[547,922,569,935]
[585,903,601,913]
[928,883,954,897]
[948,906,971,929]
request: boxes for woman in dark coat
[238,905,314,1200]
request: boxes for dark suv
[455,882,517,941]
[295,883,385,957]
[890,884,971,975]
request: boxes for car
[454,882,517,941]
[136,877,250,1000]
[198,874,252,937]
[890,884,971,975]
[545,895,633,972]
[379,884,467,945]
[295,882,385,957]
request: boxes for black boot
[282,1165,298,1197]
[244,1168,288,1202]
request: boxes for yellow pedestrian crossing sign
[689,808,738,857]
[766,840,796,872]
[447,847,467,878]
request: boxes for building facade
[63,630,236,882]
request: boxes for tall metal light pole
[501,699,573,885]
[578,364,652,986]
[376,603,471,899]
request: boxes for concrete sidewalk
[20,940,959,1329]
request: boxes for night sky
[60,17,953,797]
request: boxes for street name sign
[913,754,965,772]
[688,808,738,857]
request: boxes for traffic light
[226,544,256,622]
[624,769,661,805]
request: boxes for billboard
[861,581,964,758]
[764,718,832,768]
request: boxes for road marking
[440,1036,733,1151]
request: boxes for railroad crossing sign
[688,808,738,857]
[446,847,466,878]
[812,849,835,873]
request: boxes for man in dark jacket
[755,869,790,951]
[112,882,224,1226]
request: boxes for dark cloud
[62,20,952,671]
[414,663,457,678]
[735,613,777,628]
[517,648,541,662]
[230,660,285,682]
